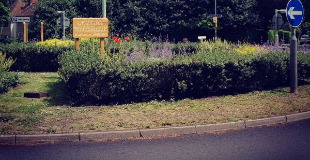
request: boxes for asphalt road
[1,119,310,160]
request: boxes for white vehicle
[300,34,310,45]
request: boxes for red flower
[124,37,130,41]
[112,36,121,44]
[116,39,121,44]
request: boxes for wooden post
[100,38,104,58]
[75,38,80,51]
[40,22,43,42]
[23,22,27,42]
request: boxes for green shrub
[268,30,275,44]
[298,52,310,80]
[0,51,15,72]
[0,72,19,94]
[268,30,291,44]
[58,49,310,105]
[0,51,18,94]
[0,42,73,72]
[0,37,20,44]
[199,38,234,53]
[172,42,200,54]
[280,30,291,44]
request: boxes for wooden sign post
[72,18,109,58]
[41,22,44,42]
[23,22,27,42]
[75,38,80,51]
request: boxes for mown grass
[0,72,309,134]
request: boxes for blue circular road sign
[286,0,304,27]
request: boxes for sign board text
[12,17,30,23]
[73,18,109,38]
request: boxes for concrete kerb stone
[286,112,310,122]
[0,135,16,144]
[196,121,245,134]
[80,130,141,141]
[1,111,310,144]
[16,133,79,143]
[245,116,287,128]
[139,126,196,138]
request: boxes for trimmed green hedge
[0,43,73,72]
[59,50,310,105]
[0,41,200,72]
[0,72,19,94]
[268,30,291,44]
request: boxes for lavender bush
[125,40,173,62]
[104,36,310,63]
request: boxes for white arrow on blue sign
[286,0,304,27]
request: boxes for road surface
[1,119,310,160]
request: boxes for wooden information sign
[73,18,108,38]
[72,18,109,58]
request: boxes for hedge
[0,41,202,72]
[58,50,310,105]
[0,43,73,72]
[268,30,291,44]
[0,72,19,94]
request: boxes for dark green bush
[0,37,20,44]
[0,43,73,72]
[268,30,291,44]
[58,50,310,105]
[0,72,19,94]
[298,52,310,81]
[268,30,275,44]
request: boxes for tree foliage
[30,0,308,42]
[301,0,310,35]
[30,0,76,39]
[0,2,10,26]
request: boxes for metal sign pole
[275,10,279,47]
[103,0,106,18]
[62,12,65,40]
[286,0,303,93]
[290,28,298,93]
[101,0,107,59]
[215,0,217,38]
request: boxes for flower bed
[58,39,310,104]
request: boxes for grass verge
[0,72,309,134]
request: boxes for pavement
[1,111,310,145]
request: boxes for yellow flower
[36,39,74,47]
[234,44,266,55]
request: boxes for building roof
[10,0,36,17]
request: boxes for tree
[0,2,10,36]
[301,0,310,35]
[33,0,289,42]
[74,0,101,18]
[0,2,10,24]
[30,0,76,39]
[65,0,261,41]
